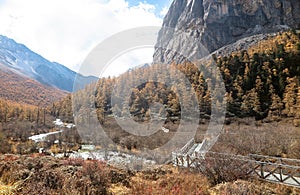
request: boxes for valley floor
[0,118,299,194]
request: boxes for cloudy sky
[0,0,172,76]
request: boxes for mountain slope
[0,35,98,92]
[154,0,300,64]
[0,66,66,106]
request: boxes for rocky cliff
[154,0,300,64]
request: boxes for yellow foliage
[50,144,60,154]
[0,182,19,195]
[109,184,131,195]
[248,31,300,55]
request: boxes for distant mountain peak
[0,35,98,92]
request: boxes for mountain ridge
[0,35,98,92]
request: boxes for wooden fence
[248,154,300,187]
[172,147,300,188]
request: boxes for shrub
[196,155,250,185]
[211,179,300,194]
[130,167,210,195]
[79,160,110,195]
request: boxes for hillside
[0,67,66,107]
[0,35,98,92]
[56,31,300,124]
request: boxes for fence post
[279,159,283,182]
[260,162,265,178]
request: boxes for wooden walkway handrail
[173,149,300,188]
[178,138,195,154]
[250,160,300,170]
[249,154,300,164]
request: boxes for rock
[154,0,300,64]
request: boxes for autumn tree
[268,85,283,120]
[282,77,298,117]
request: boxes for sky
[0,0,172,77]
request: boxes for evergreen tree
[282,77,298,117]
[241,88,261,117]
[268,85,283,119]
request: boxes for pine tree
[282,77,298,117]
[293,87,300,126]
[233,75,244,100]
[255,75,263,92]
[268,85,283,119]
[241,88,261,117]
[295,87,300,118]
[167,94,180,117]
[96,94,106,124]
[225,91,236,115]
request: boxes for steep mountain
[0,35,98,92]
[0,66,66,106]
[154,0,300,64]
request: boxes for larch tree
[268,85,283,119]
[241,88,261,117]
[282,77,298,117]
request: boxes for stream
[28,119,156,169]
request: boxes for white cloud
[160,6,169,17]
[0,0,163,75]
[101,48,154,78]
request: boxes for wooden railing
[172,149,300,188]
[248,154,300,188]
[178,138,195,154]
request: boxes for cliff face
[154,0,300,64]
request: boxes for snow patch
[28,130,63,143]
[53,119,76,128]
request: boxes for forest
[52,31,300,125]
[0,31,299,154]
[0,69,66,107]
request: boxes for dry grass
[210,179,300,195]
[0,153,299,194]
[0,155,112,195]
[0,182,19,195]
[208,118,300,159]
[129,166,210,195]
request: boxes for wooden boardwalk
[172,139,300,188]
